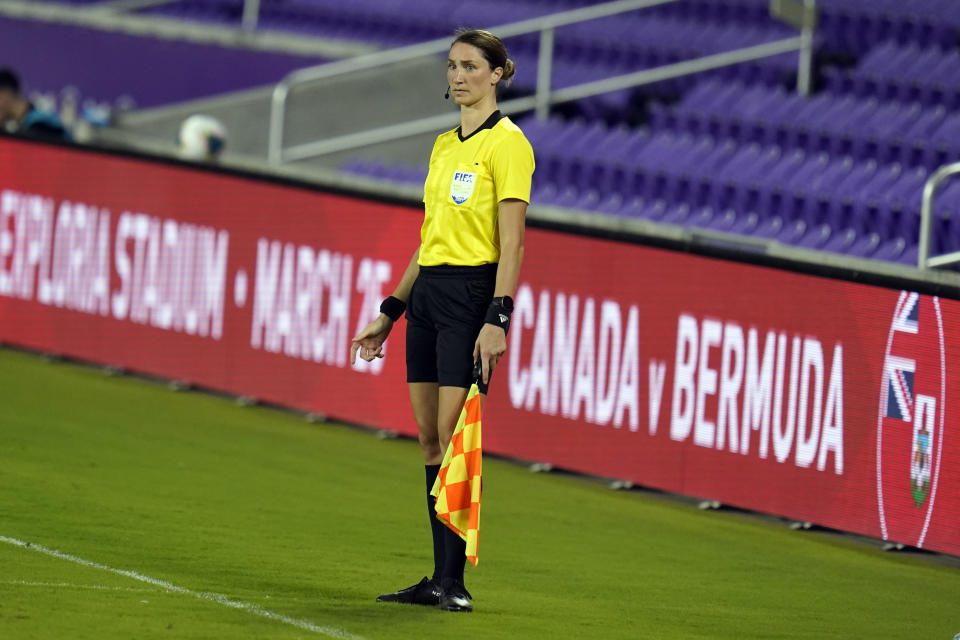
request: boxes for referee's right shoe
[376,577,441,606]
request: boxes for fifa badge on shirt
[450,171,477,205]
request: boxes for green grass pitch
[1,347,958,639]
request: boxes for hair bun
[502,58,516,85]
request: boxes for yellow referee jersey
[419,111,535,266]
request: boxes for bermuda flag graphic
[891,291,920,334]
[877,292,945,549]
[885,355,915,423]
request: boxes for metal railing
[240,0,260,32]
[918,163,960,269]
[266,0,814,165]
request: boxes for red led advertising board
[1,138,957,555]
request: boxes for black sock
[425,464,444,582]
[441,525,467,585]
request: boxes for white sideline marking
[1,535,361,640]
[4,580,160,593]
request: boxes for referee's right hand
[350,314,393,364]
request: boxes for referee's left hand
[473,323,506,385]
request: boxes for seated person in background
[0,68,70,141]
[178,114,227,162]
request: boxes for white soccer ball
[178,114,227,160]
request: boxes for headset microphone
[444,86,450,100]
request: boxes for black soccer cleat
[376,577,442,606]
[439,579,473,612]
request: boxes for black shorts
[406,264,497,393]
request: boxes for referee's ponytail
[451,29,515,87]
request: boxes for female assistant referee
[349,29,534,613]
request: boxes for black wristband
[484,302,511,334]
[379,295,406,321]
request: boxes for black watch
[491,296,514,313]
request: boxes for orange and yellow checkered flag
[430,381,482,567]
